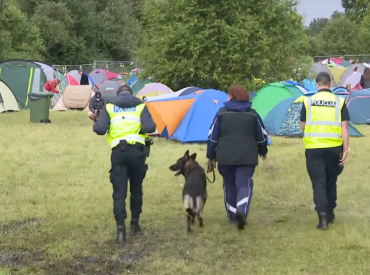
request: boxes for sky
[297,0,344,26]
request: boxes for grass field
[1,111,370,275]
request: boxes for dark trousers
[305,146,344,213]
[218,165,255,222]
[109,141,147,226]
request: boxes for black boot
[116,225,126,244]
[130,220,142,236]
[327,211,335,224]
[236,213,246,230]
[316,212,328,230]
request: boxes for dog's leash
[204,162,216,184]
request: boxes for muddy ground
[0,218,159,274]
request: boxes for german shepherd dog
[169,150,207,233]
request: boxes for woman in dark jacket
[207,85,268,230]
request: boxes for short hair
[315,72,331,87]
[227,85,250,101]
[116,85,133,95]
[365,67,370,73]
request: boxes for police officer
[93,85,156,244]
[300,72,350,230]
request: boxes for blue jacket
[93,94,156,135]
[207,99,268,159]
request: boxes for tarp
[251,82,304,120]
[338,64,366,87]
[88,69,118,86]
[0,80,19,113]
[52,85,93,110]
[136,83,173,98]
[146,89,228,142]
[264,96,362,137]
[67,70,94,85]
[345,89,370,124]
[0,59,47,108]
[98,80,121,102]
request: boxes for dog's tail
[184,195,203,215]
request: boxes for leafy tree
[136,0,311,91]
[315,14,363,55]
[99,0,142,61]
[0,0,44,60]
[306,18,329,36]
[342,0,369,22]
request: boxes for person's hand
[339,149,348,167]
[260,155,266,160]
[207,159,216,173]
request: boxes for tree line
[0,0,369,91]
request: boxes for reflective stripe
[306,96,340,126]
[110,135,145,148]
[304,133,341,138]
[236,197,249,207]
[110,116,141,124]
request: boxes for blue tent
[346,89,370,124]
[302,79,317,91]
[150,89,228,142]
[264,96,362,137]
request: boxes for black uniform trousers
[109,141,148,226]
[305,145,344,213]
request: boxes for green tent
[0,80,19,113]
[251,82,304,120]
[0,60,47,108]
[131,78,152,95]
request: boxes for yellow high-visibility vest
[105,103,147,148]
[303,92,344,149]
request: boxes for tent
[88,69,118,86]
[338,64,366,87]
[145,90,183,102]
[264,96,362,137]
[52,85,94,111]
[332,87,349,99]
[146,87,204,102]
[346,89,370,124]
[251,82,304,120]
[98,80,121,102]
[146,89,227,142]
[66,70,94,85]
[0,80,19,113]
[0,59,47,108]
[33,61,68,106]
[136,83,173,98]
[179,87,203,96]
[302,79,316,91]
[65,74,79,85]
[129,77,152,95]
[309,63,336,86]
[328,67,347,84]
[283,81,314,95]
